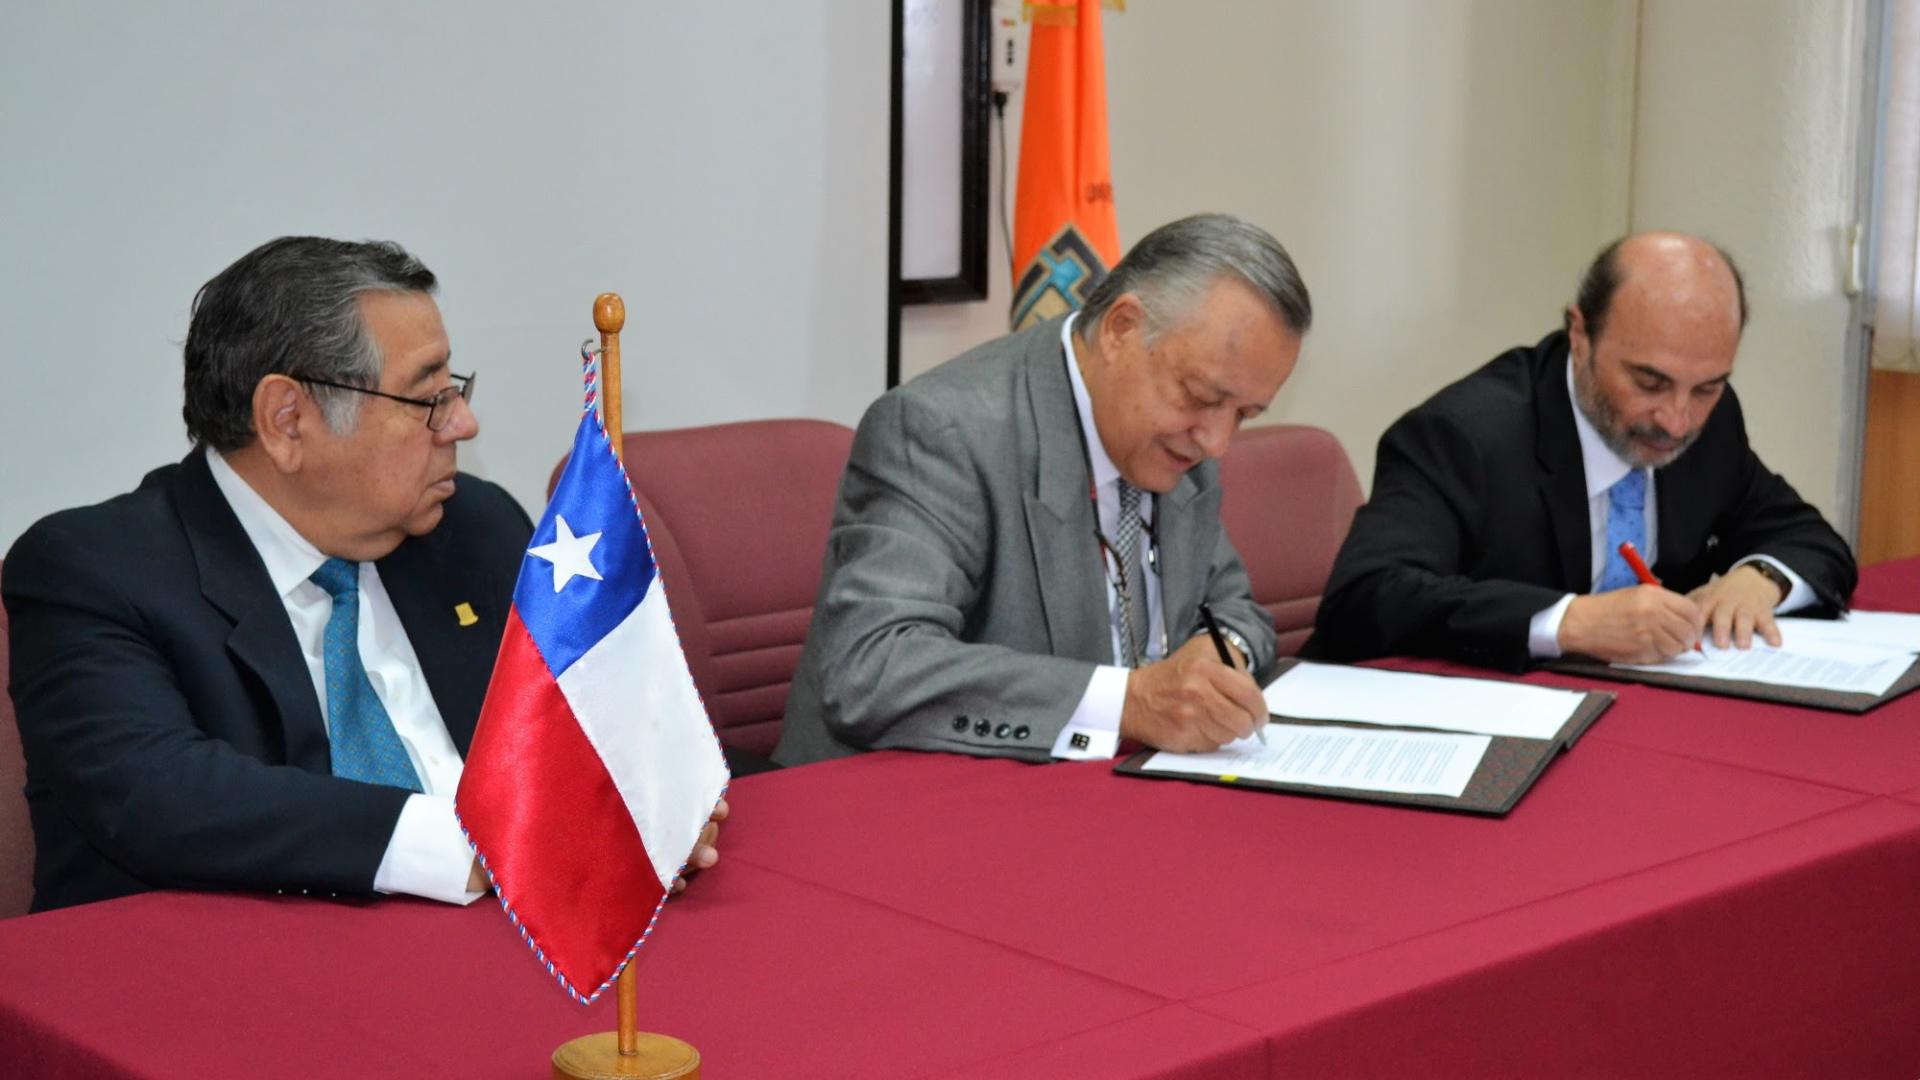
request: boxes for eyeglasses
[301,372,475,432]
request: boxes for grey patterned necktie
[1114,481,1150,667]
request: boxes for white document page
[1773,611,1920,654]
[1141,722,1489,798]
[1261,662,1585,741]
[1616,639,1914,696]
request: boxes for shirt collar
[1062,312,1122,492]
[1565,356,1639,499]
[204,446,331,599]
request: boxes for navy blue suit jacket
[3,450,531,911]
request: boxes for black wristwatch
[1743,559,1791,603]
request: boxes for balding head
[1565,232,1748,469]
[1570,232,1747,348]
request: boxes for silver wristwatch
[1218,626,1253,666]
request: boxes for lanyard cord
[1064,349,1165,662]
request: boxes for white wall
[0,3,890,549]
[1630,0,1872,527]
[900,0,1640,496]
[2,2,1869,549]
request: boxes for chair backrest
[0,559,34,918]
[1217,425,1364,657]
[549,419,854,757]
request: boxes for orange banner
[1010,0,1121,330]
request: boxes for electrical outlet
[991,3,1027,94]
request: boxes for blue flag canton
[514,414,658,677]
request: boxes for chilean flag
[457,401,729,1003]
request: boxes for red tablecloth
[4,562,1920,1078]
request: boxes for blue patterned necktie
[1598,469,1649,592]
[310,558,422,791]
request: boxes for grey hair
[182,237,437,451]
[1078,213,1311,343]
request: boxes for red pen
[1617,541,1704,652]
[1617,541,1659,587]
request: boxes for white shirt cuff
[1529,593,1577,659]
[1052,665,1127,760]
[1736,555,1815,613]
[373,794,486,906]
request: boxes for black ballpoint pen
[1199,602,1267,746]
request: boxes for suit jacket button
[1014,725,1030,740]
[973,718,991,736]
[994,723,1010,738]
[952,715,969,732]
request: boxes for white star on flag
[526,514,603,593]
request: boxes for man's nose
[1653,393,1690,439]
[437,393,480,443]
[1194,410,1236,460]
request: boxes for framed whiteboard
[894,0,990,306]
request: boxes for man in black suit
[3,238,723,911]
[1307,232,1855,673]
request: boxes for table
[5,563,1920,1078]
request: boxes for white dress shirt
[206,449,482,904]
[1527,363,1812,657]
[1051,314,1169,760]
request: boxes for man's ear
[1096,293,1148,359]
[251,375,309,475]
[1565,305,1591,365]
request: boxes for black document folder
[1115,658,1613,816]
[1544,654,1920,714]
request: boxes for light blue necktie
[1598,469,1649,592]
[310,558,423,791]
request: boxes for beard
[1571,360,1699,470]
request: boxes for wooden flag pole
[550,294,700,1080]
[595,293,625,455]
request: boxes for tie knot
[1610,469,1647,510]
[1117,481,1141,514]
[310,557,360,600]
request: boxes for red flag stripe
[457,611,665,999]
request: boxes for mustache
[1625,423,1697,451]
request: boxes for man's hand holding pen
[1119,633,1267,753]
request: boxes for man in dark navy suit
[4,238,723,911]
[1308,232,1855,673]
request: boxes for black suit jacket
[1306,331,1857,672]
[3,451,532,911]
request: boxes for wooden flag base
[551,1031,699,1079]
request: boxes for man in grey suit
[776,214,1311,765]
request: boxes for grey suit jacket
[775,317,1278,766]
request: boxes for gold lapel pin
[454,602,479,627]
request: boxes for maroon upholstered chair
[1217,425,1364,657]
[0,559,34,918]
[549,420,854,759]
